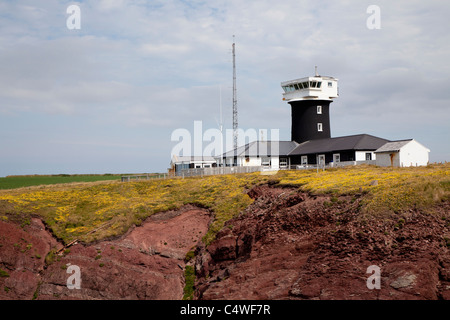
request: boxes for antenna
[219,85,223,134]
[232,35,238,150]
[219,85,224,169]
[315,65,319,77]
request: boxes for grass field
[0,174,122,190]
[0,164,448,246]
[0,174,168,190]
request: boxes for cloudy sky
[0,0,449,176]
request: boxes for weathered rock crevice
[194,184,450,300]
[0,205,212,300]
[1,184,449,300]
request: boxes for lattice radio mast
[232,36,238,150]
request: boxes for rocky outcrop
[0,218,61,299]
[1,184,449,300]
[0,205,211,300]
[194,185,450,300]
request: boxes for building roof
[221,141,299,158]
[218,134,391,158]
[374,139,414,153]
[171,155,216,164]
[288,134,390,156]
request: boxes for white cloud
[139,42,192,56]
[0,0,449,176]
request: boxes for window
[280,158,288,167]
[317,105,322,114]
[366,153,372,161]
[318,123,323,132]
[333,154,340,163]
[176,163,189,171]
[311,81,317,88]
[303,81,309,88]
[301,156,308,165]
[328,82,333,87]
[294,83,299,90]
[298,82,304,89]
[317,81,322,88]
[261,157,271,167]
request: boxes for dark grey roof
[374,139,413,153]
[219,134,390,158]
[221,140,299,157]
[288,134,390,156]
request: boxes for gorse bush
[277,163,450,217]
[0,163,448,245]
[0,172,267,244]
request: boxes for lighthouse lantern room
[281,68,339,143]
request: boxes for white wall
[240,156,280,169]
[282,77,338,102]
[271,157,280,169]
[242,157,261,167]
[192,160,217,168]
[376,152,400,167]
[399,140,430,167]
[375,140,430,167]
[355,151,376,161]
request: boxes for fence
[176,166,264,177]
[177,160,377,177]
[288,160,376,170]
[121,160,377,181]
[121,174,167,182]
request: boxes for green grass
[0,269,10,278]
[183,265,195,300]
[0,174,123,190]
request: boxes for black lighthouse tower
[281,69,338,143]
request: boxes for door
[318,154,325,166]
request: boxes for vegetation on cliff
[0,163,448,246]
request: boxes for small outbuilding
[219,140,298,169]
[374,139,430,167]
[170,155,217,174]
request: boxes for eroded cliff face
[1,184,449,300]
[194,185,450,300]
[0,205,211,300]
[0,218,60,299]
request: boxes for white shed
[374,139,430,167]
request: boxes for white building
[374,139,430,167]
[169,69,432,174]
[281,74,339,102]
[170,155,217,173]
[219,141,298,170]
